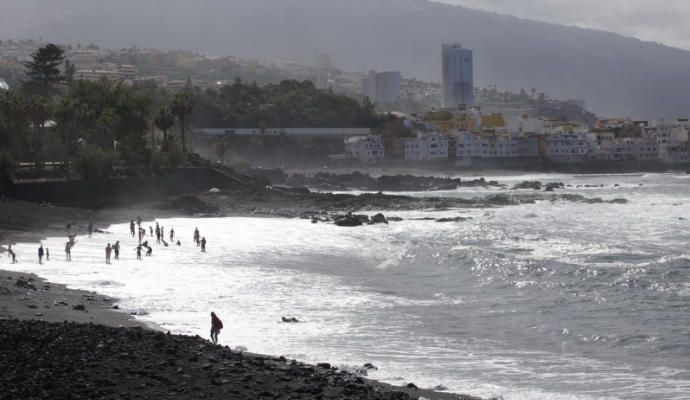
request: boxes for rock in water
[333,214,369,227]
[513,180,542,190]
[370,213,388,224]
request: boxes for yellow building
[480,113,506,130]
[421,109,479,135]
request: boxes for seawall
[0,167,245,208]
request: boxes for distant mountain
[1,0,690,118]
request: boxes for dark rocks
[544,182,565,192]
[317,363,332,369]
[460,178,503,188]
[72,304,86,311]
[281,317,299,323]
[363,363,378,371]
[333,213,369,227]
[14,279,35,290]
[513,181,542,190]
[271,185,311,196]
[608,198,629,204]
[558,194,629,204]
[370,213,388,224]
[435,217,472,223]
[286,172,464,192]
[406,383,418,390]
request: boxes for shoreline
[0,199,485,400]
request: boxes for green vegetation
[190,79,382,129]
[0,44,384,181]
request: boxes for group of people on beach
[6,219,225,347]
[5,217,208,266]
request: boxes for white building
[403,133,449,162]
[515,134,540,157]
[544,133,592,163]
[361,70,402,104]
[344,135,385,163]
[598,138,659,161]
[505,115,547,135]
[653,120,689,164]
[454,131,518,166]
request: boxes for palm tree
[171,92,193,153]
[26,96,52,167]
[154,107,175,145]
[0,90,25,149]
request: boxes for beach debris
[14,279,35,290]
[281,316,299,323]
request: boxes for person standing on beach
[7,245,16,263]
[210,312,223,344]
[113,241,120,260]
[155,223,161,244]
[38,245,44,264]
[130,220,135,237]
[169,228,175,242]
[135,244,142,260]
[65,241,72,261]
[149,226,153,237]
[200,237,207,252]
[105,243,112,264]
[194,228,200,247]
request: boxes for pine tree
[23,43,66,96]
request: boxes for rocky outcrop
[286,172,463,192]
[513,181,543,190]
[333,214,370,227]
[161,195,219,215]
[370,213,388,224]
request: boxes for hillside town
[348,112,690,166]
[2,39,689,170]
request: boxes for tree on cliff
[23,44,66,96]
[171,91,193,153]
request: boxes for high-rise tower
[442,43,474,108]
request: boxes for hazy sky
[436,0,690,50]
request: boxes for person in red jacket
[210,312,223,344]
